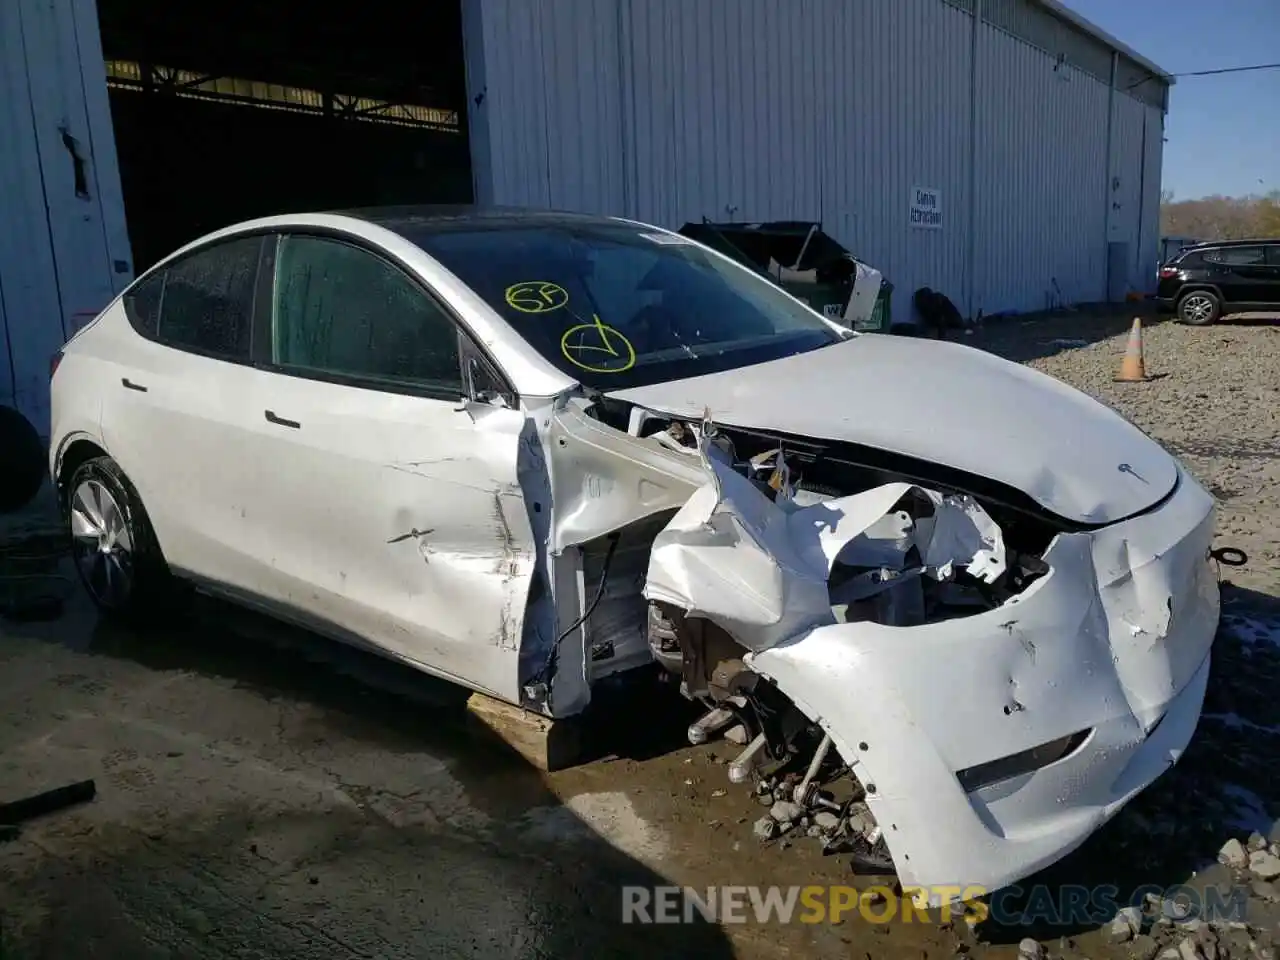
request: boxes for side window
[158,236,262,359]
[1206,246,1264,266]
[1265,246,1280,267]
[271,234,463,393]
[122,271,165,337]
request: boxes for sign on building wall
[910,186,942,229]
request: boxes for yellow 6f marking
[505,281,569,314]
[560,314,636,374]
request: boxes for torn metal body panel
[520,400,706,716]
[668,461,1219,902]
[644,441,1008,651]
[544,400,705,552]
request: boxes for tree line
[1160,190,1280,240]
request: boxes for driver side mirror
[456,355,510,413]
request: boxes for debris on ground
[1251,880,1280,903]
[1249,849,1280,880]
[1107,906,1144,943]
[1219,838,1249,869]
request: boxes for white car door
[100,234,279,590]
[238,232,540,702]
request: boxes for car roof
[337,204,638,235]
[1191,238,1280,248]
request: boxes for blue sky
[1064,0,1280,200]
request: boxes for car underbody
[465,388,1221,906]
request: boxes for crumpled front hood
[607,335,1177,526]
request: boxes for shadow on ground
[973,583,1280,945]
[0,585,739,959]
[968,303,1164,366]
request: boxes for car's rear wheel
[1177,290,1220,326]
[67,456,173,620]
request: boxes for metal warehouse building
[1,0,1170,432]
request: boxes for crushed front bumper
[747,467,1219,903]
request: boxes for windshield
[406,220,847,390]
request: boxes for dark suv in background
[1156,239,1280,325]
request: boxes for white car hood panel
[607,335,1176,526]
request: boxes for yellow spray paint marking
[560,314,636,374]
[505,281,569,314]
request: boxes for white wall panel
[973,21,1110,313]
[1109,93,1165,294]
[0,0,68,428]
[815,0,973,313]
[0,0,132,431]
[464,0,1167,321]
[462,0,627,213]
[1137,103,1165,290]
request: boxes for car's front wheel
[66,456,173,621]
[1177,289,1220,326]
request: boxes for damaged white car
[50,208,1223,903]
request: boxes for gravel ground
[1,308,1279,960]
[973,308,1280,596]
[966,308,1280,958]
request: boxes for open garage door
[97,0,473,271]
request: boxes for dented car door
[246,232,538,700]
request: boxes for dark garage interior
[96,0,473,271]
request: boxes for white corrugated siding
[973,21,1111,312]
[1109,95,1166,294]
[0,0,132,432]
[462,0,1164,319]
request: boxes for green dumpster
[864,281,893,334]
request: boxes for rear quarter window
[1205,246,1265,265]
[122,272,164,337]
[158,237,262,360]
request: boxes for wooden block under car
[464,692,585,772]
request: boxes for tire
[1177,289,1220,326]
[65,455,175,622]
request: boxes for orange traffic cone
[1115,317,1149,382]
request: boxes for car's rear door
[101,234,277,588]
[1263,244,1280,307]
[1207,245,1269,304]
[243,231,539,701]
